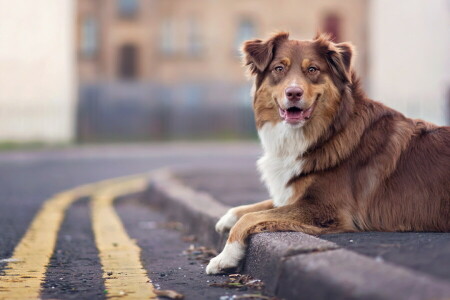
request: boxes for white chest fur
[257,122,311,207]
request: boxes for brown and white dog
[206,32,450,274]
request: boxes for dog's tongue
[285,109,303,121]
[283,107,313,123]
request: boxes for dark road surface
[40,197,257,300]
[0,143,267,299]
[0,143,259,260]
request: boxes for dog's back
[368,120,450,231]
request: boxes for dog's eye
[308,66,318,73]
[274,66,284,73]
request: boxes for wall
[0,0,76,142]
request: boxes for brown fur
[231,199,274,219]
[227,33,450,245]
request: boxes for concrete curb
[144,168,450,300]
[145,168,228,248]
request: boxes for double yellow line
[0,175,157,299]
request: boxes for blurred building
[76,0,369,141]
[0,0,76,143]
[0,0,447,144]
[77,0,368,84]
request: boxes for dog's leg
[207,204,324,274]
[215,199,273,233]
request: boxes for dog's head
[243,32,354,131]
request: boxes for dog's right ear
[242,32,289,75]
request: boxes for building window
[81,17,97,58]
[187,18,202,57]
[160,19,176,55]
[118,44,139,79]
[117,0,138,18]
[235,19,256,54]
[322,14,341,42]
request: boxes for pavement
[0,143,449,300]
[148,166,450,300]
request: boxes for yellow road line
[0,188,90,299]
[0,174,152,300]
[91,176,156,299]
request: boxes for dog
[205,32,450,274]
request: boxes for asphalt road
[0,143,269,300]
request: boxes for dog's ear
[242,32,289,75]
[315,33,354,84]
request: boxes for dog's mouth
[278,104,315,124]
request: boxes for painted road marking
[91,176,156,299]
[0,187,92,300]
[0,174,153,300]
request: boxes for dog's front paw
[206,254,233,274]
[206,242,245,275]
[215,209,238,233]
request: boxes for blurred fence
[76,82,257,142]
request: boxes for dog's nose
[285,87,304,102]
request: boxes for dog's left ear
[315,33,354,84]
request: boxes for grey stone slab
[244,232,339,293]
[321,231,450,281]
[176,167,269,207]
[277,249,450,300]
